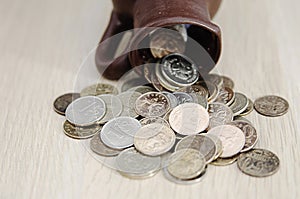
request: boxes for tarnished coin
[208,103,233,129]
[214,87,235,105]
[97,94,123,124]
[117,91,141,118]
[116,147,161,179]
[207,73,223,88]
[173,92,194,105]
[135,92,170,117]
[204,134,223,160]
[53,93,80,116]
[169,103,209,135]
[176,85,208,99]
[90,133,121,157]
[151,71,170,92]
[221,76,234,89]
[196,81,218,102]
[207,125,245,158]
[80,83,118,96]
[128,85,156,94]
[139,117,169,127]
[239,99,254,116]
[63,120,101,139]
[167,149,206,180]
[229,92,249,116]
[161,92,178,108]
[229,120,258,152]
[134,123,176,156]
[175,134,217,163]
[65,96,106,126]
[237,149,280,177]
[211,154,239,166]
[254,95,289,117]
[100,117,141,149]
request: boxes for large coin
[65,96,106,126]
[63,120,101,139]
[237,149,280,177]
[172,92,194,105]
[117,91,141,118]
[169,103,209,135]
[135,92,170,117]
[53,93,80,116]
[97,94,123,124]
[207,125,245,158]
[80,83,118,96]
[229,92,249,116]
[100,117,141,149]
[167,149,206,180]
[254,95,289,117]
[90,133,121,157]
[208,103,233,129]
[134,123,176,156]
[175,134,217,163]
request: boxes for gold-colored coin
[63,120,102,139]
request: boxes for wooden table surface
[1,0,299,198]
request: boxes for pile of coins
[53,64,289,183]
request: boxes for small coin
[175,134,217,163]
[229,92,249,116]
[239,99,254,116]
[139,117,169,127]
[134,123,176,156]
[229,120,258,152]
[169,103,209,135]
[167,149,206,180]
[221,76,234,89]
[63,120,101,139]
[128,85,156,94]
[173,92,194,105]
[210,154,239,166]
[135,92,170,117]
[207,125,245,158]
[208,103,233,129]
[237,149,280,177]
[161,92,178,108]
[80,83,118,96]
[97,94,123,124]
[155,63,181,91]
[206,73,223,88]
[254,95,289,117]
[117,91,141,118]
[90,133,121,157]
[204,134,223,160]
[100,117,141,149]
[214,87,235,105]
[53,93,80,115]
[151,70,170,92]
[196,81,218,102]
[65,96,106,126]
[116,147,161,179]
[176,85,208,99]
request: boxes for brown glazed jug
[95,0,222,80]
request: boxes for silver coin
[161,92,178,108]
[221,76,234,89]
[190,93,208,109]
[229,92,249,116]
[80,83,118,96]
[151,70,170,92]
[237,149,280,177]
[53,93,80,116]
[128,85,156,94]
[234,116,252,124]
[167,149,206,180]
[229,120,258,152]
[134,123,176,156]
[207,73,223,88]
[203,134,223,160]
[207,125,245,158]
[176,85,208,99]
[135,92,170,117]
[175,134,217,164]
[169,103,209,135]
[97,94,123,124]
[214,87,235,105]
[208,102,233,129]
[161,53,199,86]
[116,147,161,178]
[210,154,239,166]
[63,120,101,139]
[196,81,219,102]
[254,95,289,117]
[155,63,181,91]
[117,91,141,118]
[139,117,169,127]
[173,92,194,105]
[239,99,254,116]
[90,133,121,157]
[100,117,141,149]
[65,96,106,126]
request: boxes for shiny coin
[139,117,169,127]
[90,133,121,157]
[65,96,106,126]
[135,92,170,117]
[80,83,118,96]
[63,120,101,139]
[97,94,123,124]
[206,73,223,88]
[175,134,217,163]
[134,123,176,156]
[161,92,178,108]
[254,95,289,117]
[53,93,80,116]
[214,87,235,105]
[237,149,280,177]
[229,120,258,152]
[173,92,194,105]
[211,154,239,166]
[155,63,181,91]
[204,134,223,160]
[208,103,233,129]
[167,149,206,180]
[207,125,245,158]
[116,147,161,179]
[100,117,141,149]
[239,99,254,116]
[221,76,234,89]
[169,103,209,135]
[229,92,249,116]
[117,91,141,118]
[128,85,155,94]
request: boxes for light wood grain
[0,0,299,198]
